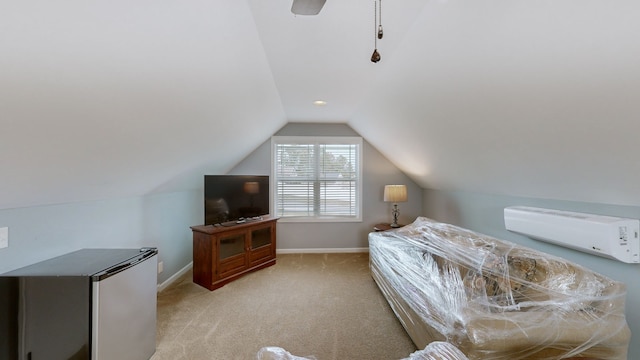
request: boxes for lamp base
[390,204,400,228]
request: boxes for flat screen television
[204,175,270,225]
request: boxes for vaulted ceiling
[2,0,639,210]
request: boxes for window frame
[270,136,363,223]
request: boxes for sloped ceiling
[0,1,286,209]
[351,0,640,206]
[1,0,639,210]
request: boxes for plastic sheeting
[369,217,631,360]
[256,347,317,360]
[256,342,469,360]
[404,341,469,360]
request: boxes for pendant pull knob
[371,48,381,63]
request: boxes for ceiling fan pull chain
[378,0,384,39]
[371,0,381,63]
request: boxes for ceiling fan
[291,0,326,15]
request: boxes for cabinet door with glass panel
[217,229,249,279]
[249,223,275,266]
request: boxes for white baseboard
[276,248,369,254]
[157,261,193,292]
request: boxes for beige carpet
[151,253,417,360]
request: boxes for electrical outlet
[0,227,8,249]
[157,261,164,274]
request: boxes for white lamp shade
[383,185,407,203]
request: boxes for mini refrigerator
[0,248,158,360]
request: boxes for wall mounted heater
[504,206,640,264]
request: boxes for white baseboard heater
[504,206,640,264]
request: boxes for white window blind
[271,136,362,222]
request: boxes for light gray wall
[0,190,200,284]
[0,122,420,286]
[423,188,640,359]
[229,123,422,250]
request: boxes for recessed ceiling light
[313,100,327,106]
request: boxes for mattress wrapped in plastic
[369,217,631,360]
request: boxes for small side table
[373,223,404,231]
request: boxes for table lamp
[383,185,407,228]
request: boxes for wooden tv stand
[190,216,277,291]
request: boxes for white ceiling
[1,0,640,210]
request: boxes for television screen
[204,175,269,225]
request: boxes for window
[271,136,362,222]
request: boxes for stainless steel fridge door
[91,254,157,360]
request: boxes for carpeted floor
[151,253,417,360]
